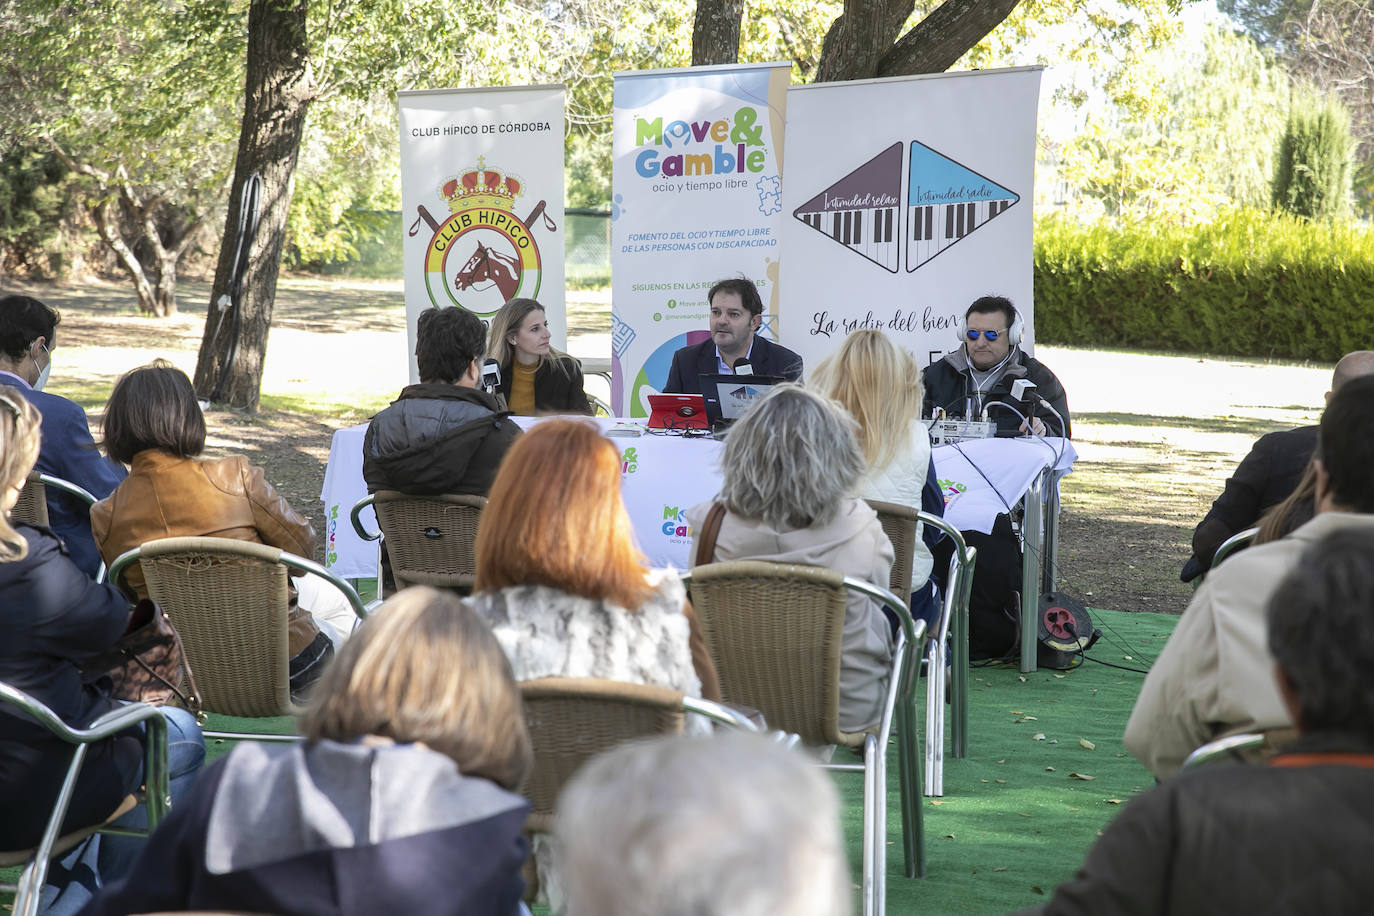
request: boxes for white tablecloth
[320,419,724,579]
[320,421,1074,580]
[932,437,1077,535]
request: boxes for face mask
[32,344,51,391]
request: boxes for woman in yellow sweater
[486,298,591,415]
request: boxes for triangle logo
[792,142,903,273]
[906,141,1019,272]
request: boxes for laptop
[647,393,709,430]
[699,374,785,427]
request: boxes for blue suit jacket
[662,335,804,395]
[0,372,126,577]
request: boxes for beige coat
[1124,511,1374,779]
[687,497,895,732]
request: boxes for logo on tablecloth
[621,446,640,476]
[661,505,693,540]
[938,478,967,505]
[326,504,340,566]
[408,156,556,317]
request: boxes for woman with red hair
[468,419,717,702]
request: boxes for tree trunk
[814,1,913,83]
[692,0,744,66]
[877,0,1021,77]
[91,198,161,316]
[815,0,1022,82]
[193,0,315,411]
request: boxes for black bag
[81,598,203,716]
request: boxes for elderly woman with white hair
[686,384,895,733]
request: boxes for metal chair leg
[861,733,880,916]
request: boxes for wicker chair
[865,499,978,796]
[106,537,368,742]
[351,491,486,593]
[0,682,169,916]
[679,561,926,916]
[519,677,758,834]
[13,471,105,581]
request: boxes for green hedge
[1034,209,1374,362]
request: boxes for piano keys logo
[793,141,1019,273]
[407,157,556,317]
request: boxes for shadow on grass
[1076,412,1300,438]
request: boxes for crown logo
[441,157,524,213]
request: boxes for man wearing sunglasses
[922,295,1070,438]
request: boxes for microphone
[481,359,501,394]
[1011,379,1037,402]
[733,359,753,376]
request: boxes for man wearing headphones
[922,295,1070,438]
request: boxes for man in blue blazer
[0,294,125,577]
[663,277,804,395]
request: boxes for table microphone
[481,359,501,394]
[733,359,753,376]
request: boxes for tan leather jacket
[91,450,320,655]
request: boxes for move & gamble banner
[610,62,791,416]
[398,85,566,382]
[779,67,1043,374]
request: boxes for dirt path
[3,276,1332,614]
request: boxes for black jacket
[496,354,592,415]
[362,384,521,496]
[921,347,1071,438]
[1183,424,1318,581]
[0,524,140,849]
[663,335,804,395]
[1028,733,1374,916]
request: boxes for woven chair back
[687,560,851,747]
[519,677,686,832]
[13,472,48,527]
[373,491,486,590]
[136,537,293,718]
[866,499,918,601]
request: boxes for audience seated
[0,385,204,916]
[1030,527,1374,914]
[89,361,346,701]
[363,304,521,496]
[0,294,125,578]
[555,731,852,916]
[686,385,895,733]
[1181,349,1374,581]
[1125,375,1374,778]
[486,298,592,415]
[466,418,720,701]
[812,328,942,630]
[82,586,533,916]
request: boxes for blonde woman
[84,587,534,916]
[811,329,941,631]
[486,298,591,415]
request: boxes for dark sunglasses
[965,328,1008,342]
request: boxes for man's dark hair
[1268,527,1374,738]
[102,360,206,465]
[965,295,1015,329]
[1315,374,1374,512]
[416,307,486,383]
[707,277,763,318]
[0,295,60,360]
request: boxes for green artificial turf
[5,608,1178,915]
[863,607,1177,914]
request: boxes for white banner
[610,63,791,416]
[779,67,1042,373]
[398,85,566,382]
